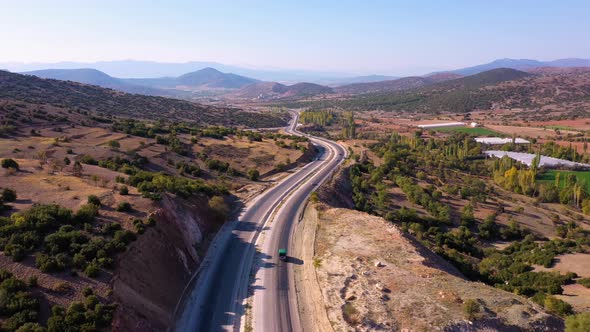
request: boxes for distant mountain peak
[436,58,590,76]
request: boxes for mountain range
[21,68,168,96]
[23,67,258,95]
[435,58,590,76]
[2,60,354,83]
[0,70,287,127]
[15,57,590,101]
[4,58,590,84]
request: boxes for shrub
[87,195,101,206]
[566,313,590,332]
[1,158,19,170]
[111,230,136,250]
[247,168,260,181]
[578,278,590,288]
[84,263,99,278]
[75,204,99,223]
[208,196,229,222]
[14,322,45,332]
[36,254,59,273]
[116,201,132,212]
[107,140,120,149]
[133,219,146,234]
[72,161,83,177]
[79,154,98,165]
[1,188,17,202]
[309,192,319,203]
[101,222,122,235]
[543,295,573,316]
[84,295,99,309]
[5,243,27,261]
[27,276,38,287]
[119,185,129,195]
[82,287,93,297]
[146,216,156,226]
[463,299,480,320]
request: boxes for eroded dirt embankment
[294,162,564,332]
[312,207,564,331]
[111,194,218,331]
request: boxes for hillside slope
[176,67,258,88]
[23,68,170,96]
[335,73,463,95]
[124,67,258,90]
[0,70,287,127]
[435,58,590,76]
[309,206,563,331]
[232,81,333,99]
[300,68,533,113]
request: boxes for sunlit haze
[2,0,590,76]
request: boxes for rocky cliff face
[111,194,216,331]
[316,163,354,209]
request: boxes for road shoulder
[292,203,334,332]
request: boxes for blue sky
[1,0,589,75]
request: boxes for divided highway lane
[174,113,345,332]
[252,123,346,331]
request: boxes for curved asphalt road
[252,118,346,332]
[174,112,346,332]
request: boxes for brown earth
[111,194,218,331]
[311,206,564,331]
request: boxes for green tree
[208,196,229,222]
[116,202,132,212]
[1,158,19,170]
[463,299,480,320]
[107,140,120,149]
[1,188,17,202]
[87,195,101,206]
[247,168,260,181]
[72,161,83,177]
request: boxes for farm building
[417,122,466,129]
[475,137,530,145]
[484,150,590,169]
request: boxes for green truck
[278,248,287,261]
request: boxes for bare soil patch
[313,206,563,331]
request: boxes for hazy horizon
[2,1,590,76]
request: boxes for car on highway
[278,248,287,261]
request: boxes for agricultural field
[434,126,502,136]
[538,170,590,193]
[487,124,581,139]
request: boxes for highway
[251,117,346,331]
[174,111,346,332]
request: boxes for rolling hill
[232,81,333,99]
[334,73,463,95]
[22,67,259,96]
[176,67,258,88]
[22,68,169,96]
[123,67,258,90]
[294,68,534,113]
[436,58,590,76]
[0,70,287,127]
